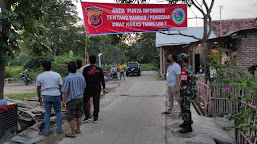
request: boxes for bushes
[101,65,115,72]
[141,64,158,71]
[52,50,83,76]
[5,50,84,80]
[5,66,24,79]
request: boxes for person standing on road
[36,60,63,136]
[178,53,197,133]
[83,55,106,123]
[76,59,92,119]
[118,63,125,80]
[162,54,181,119]
[61,61,86,138]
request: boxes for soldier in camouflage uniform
[178,53,197,133]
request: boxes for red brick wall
[237,38,257,70]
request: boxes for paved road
[59,71,166,144]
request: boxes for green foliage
[13,0,54,56]
[87,35,128,64]
[0,8,21,60]
[26,70,43,82]
[52,50,82,76]
[24,55,54,70]
[41,0,85,57]
[208,54,246,84]
[101,65,113,72]
[5,66,24,78]
[6,53,28,66]
[224,77,257,142]
[141,64,158,71]
[126,33,159,64]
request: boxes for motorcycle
[109,71,118,80]
[20,70,32,85]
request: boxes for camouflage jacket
[180,64,197,100]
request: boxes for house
[156,27,216,75]
[212,18,257,37]
[210,18,257,76]
[207,28,257,76]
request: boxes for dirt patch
[4,82,36,95]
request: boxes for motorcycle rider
[110,65,117,79]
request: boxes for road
[59,71,167,144]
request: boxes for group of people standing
[162,53,197,133]
[36,55,105,138]
[36,52,197,137]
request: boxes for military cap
[180,53,189,60]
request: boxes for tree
[87,34,128,64]
[0,0,53,99]
[43,0,85,56]
[116,0,215,77]
[126,33,158,64]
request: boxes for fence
[196,81,257,144]
[208,84,239,115]
[196,80,210,115]
[235,95,257,144]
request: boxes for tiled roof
[212,18,257,37]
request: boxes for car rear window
[128,63,138,67]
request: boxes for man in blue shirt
[162,54,181,118]
[61,61,86,138]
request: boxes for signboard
[81,2,187,35]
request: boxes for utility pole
[98,53,103,67]
[196,15,197,27]
[218,5,223,37]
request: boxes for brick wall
[237,37,257,70]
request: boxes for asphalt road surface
[59,71,166,144]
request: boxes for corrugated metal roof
[156,27,216,47]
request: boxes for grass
[5,92,37,100]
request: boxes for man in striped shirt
[61,61,86,138]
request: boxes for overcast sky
[77,0,257,27]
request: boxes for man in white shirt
[36,60,63,136]
[162,54,181,118]
[110,65,118,78]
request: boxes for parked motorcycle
[110,71,118,80]
[20,70,32,85]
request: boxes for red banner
[81,2,187,35]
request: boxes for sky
[77,0,257,27]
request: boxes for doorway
[195,54,200,73]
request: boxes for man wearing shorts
[61,61,86,138]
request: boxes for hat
[180,53,189,60]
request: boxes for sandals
[76,131,81,134]
[65,134,76,138]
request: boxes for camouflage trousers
[180,96,193,126]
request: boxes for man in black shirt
[83,55,106,123]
